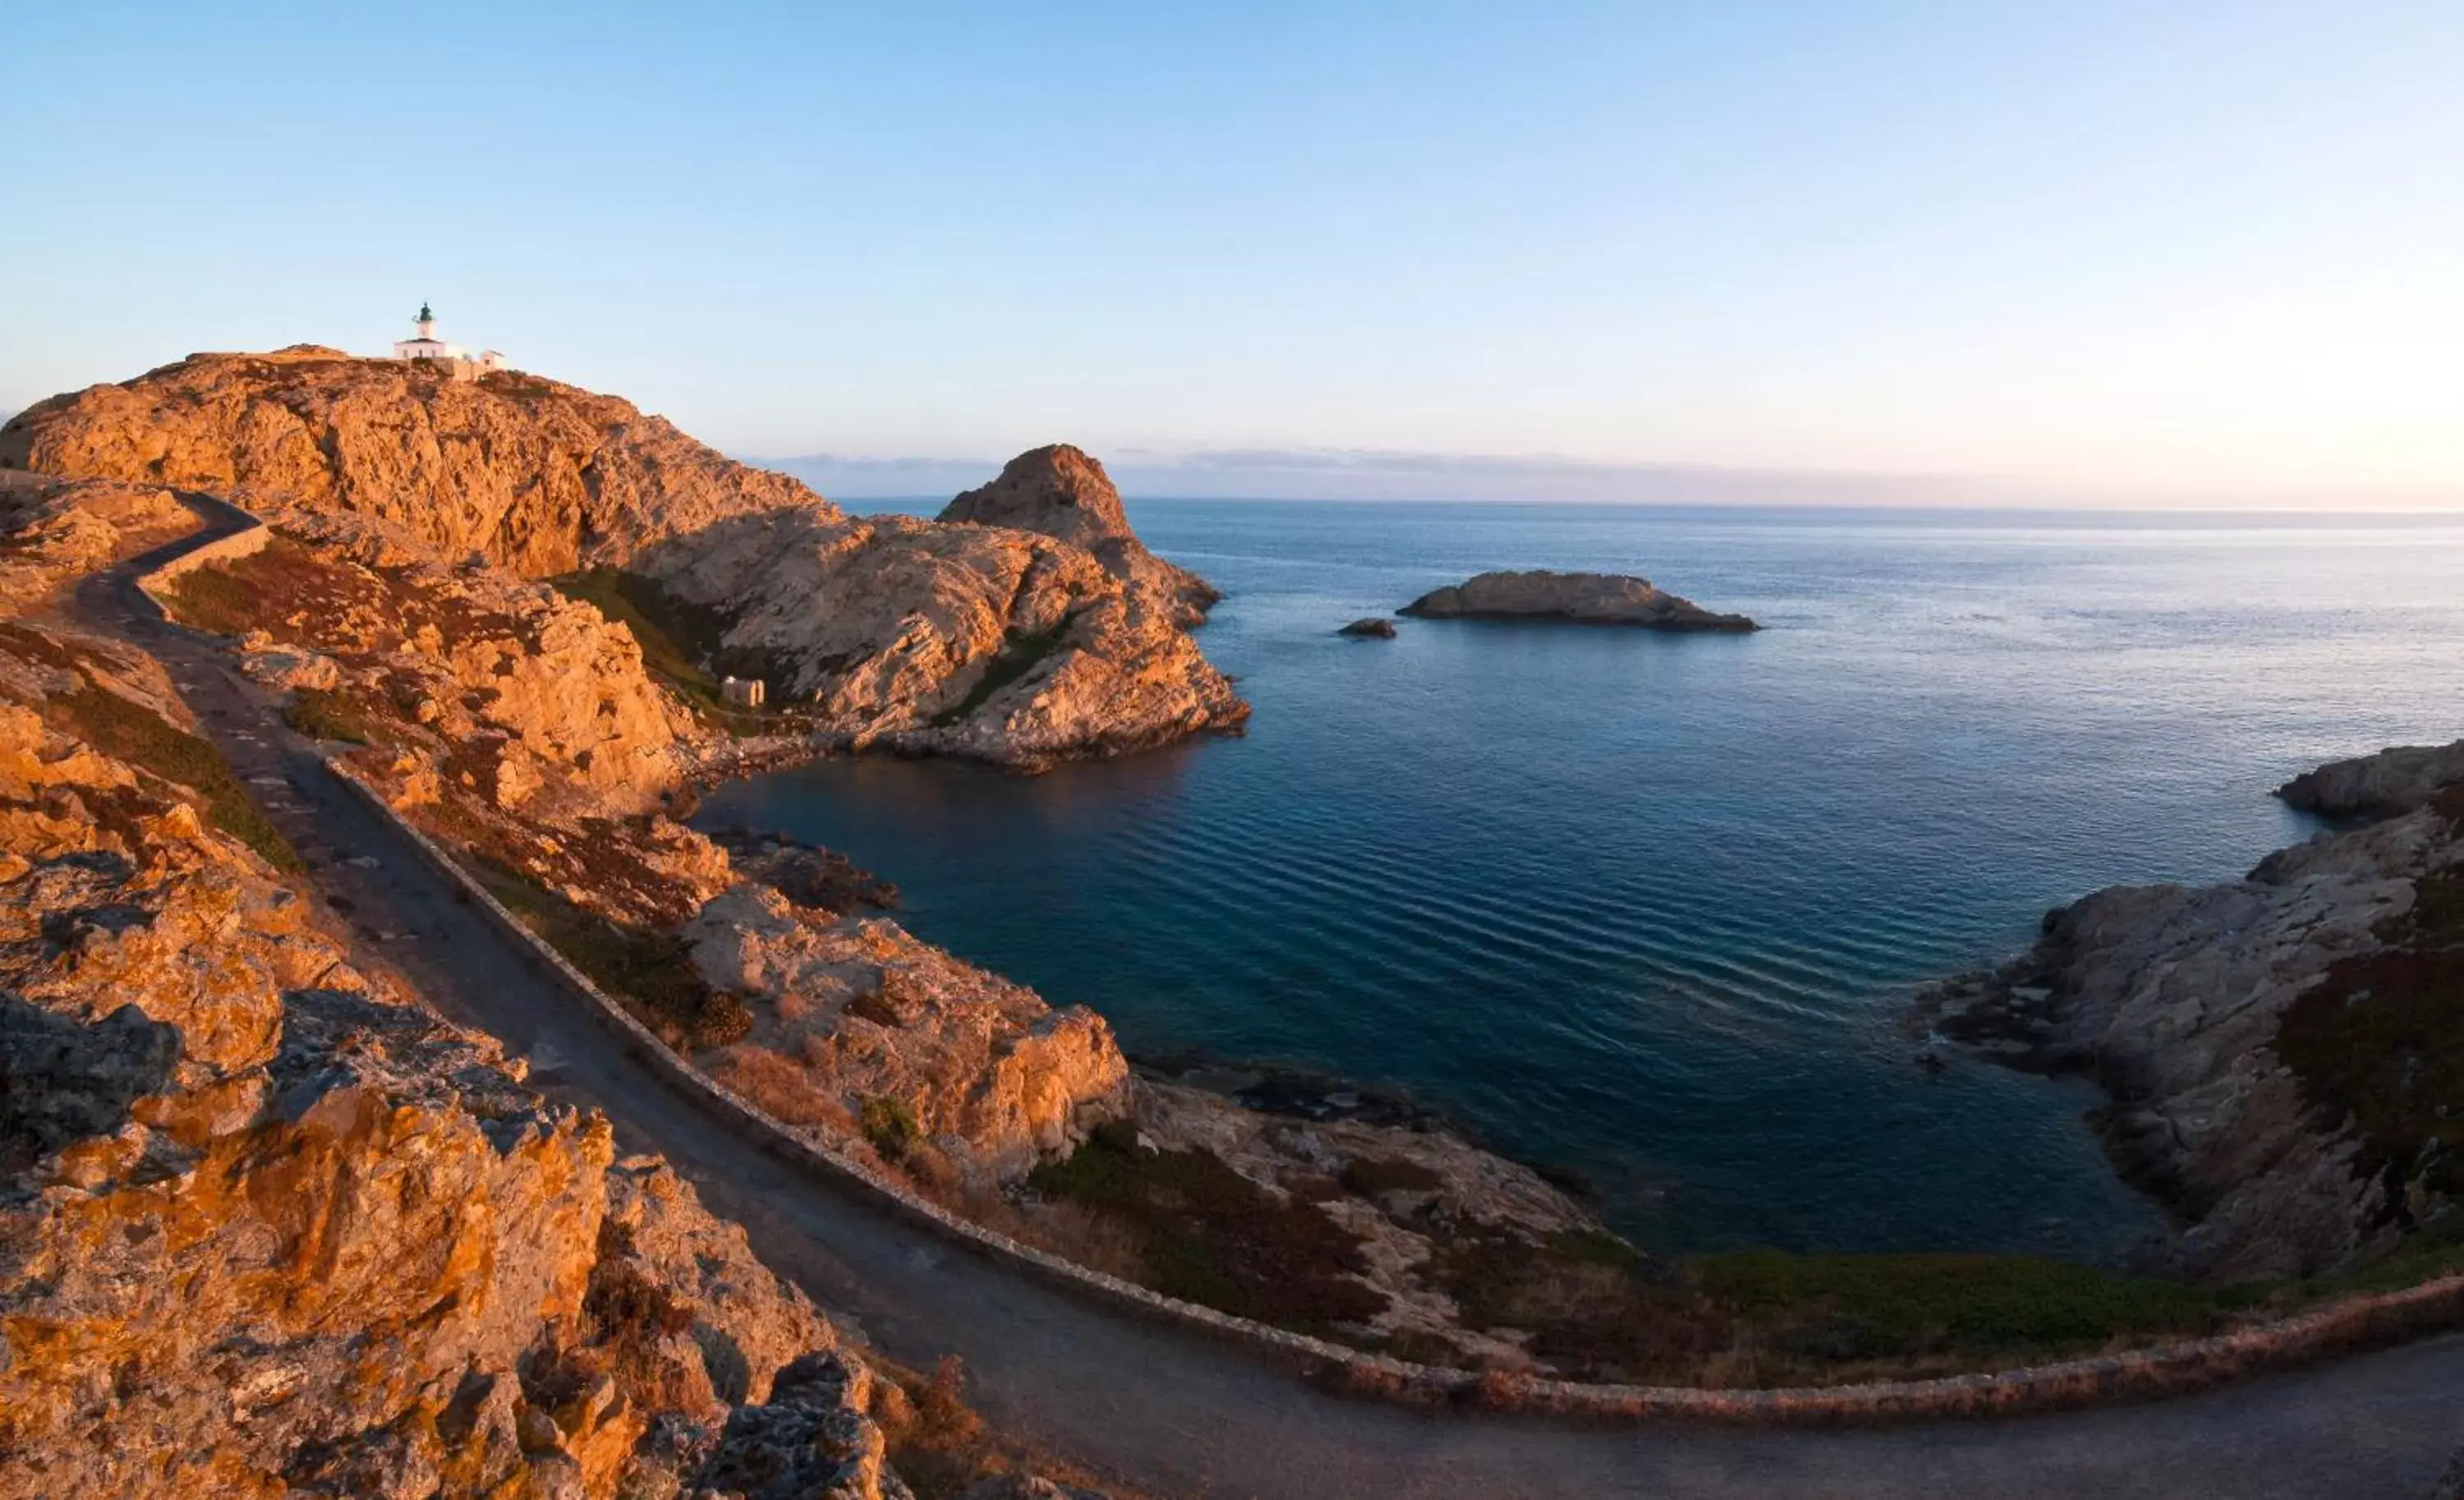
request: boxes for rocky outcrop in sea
[1400,568,1758,632]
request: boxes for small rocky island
[1337,616,1397,638]
[1400,569,1758,632]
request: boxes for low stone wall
[324,761,2464,1424]
[133,492,269,609]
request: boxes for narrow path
[59,501,2464,1500]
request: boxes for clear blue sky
[8,2,2461,501]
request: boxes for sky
[7,2,2462,505]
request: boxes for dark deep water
[701,500,2464,1261]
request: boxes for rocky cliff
[1400,569,1758,632]
[0,472,196,610]
[937,445,1218,628]
[0,637,918,1499]
[3,351,1247,769]
[1930,741,2464,1281]
[634,497,1247,770]
[688,886,1129,1184]
[0,347,829,578]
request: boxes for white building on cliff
[392,302,508,376]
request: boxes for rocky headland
[1,349,1245,771]
[936,445,1220,628]
[1400,569,1758,632]
[1928,741,2464,1283]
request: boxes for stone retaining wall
[133,492,268,607]
[324,759,2464,1424]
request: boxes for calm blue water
[702,500,2464,1262]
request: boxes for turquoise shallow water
[700,500,2464,1262]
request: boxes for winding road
[63,499,2464,1500]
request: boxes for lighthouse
[391,302,509,375]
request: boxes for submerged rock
[1400,569,1757,631]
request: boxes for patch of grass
[157,561,267,635]
[462,853,745,1047]
[159,536,368,638]
[1694,1249,2231,1359]
[708,1046,858,1134]
[2273,943,2464,1214]
[931,618,1073,727]
[1429,1231,2273,1384]
[1028,1120,1386,1334]
[283,687,388,745]
[550,567,787,733]
[46,683,301,871]
[861,1094,922,1160]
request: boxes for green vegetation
[550,567,787,732]
[1027,1120,1384,1333]
[1697,1248,2239,1359]
[931,618,1073,727]
[861,1094,922,1160]
[283,687,388,745]
[44,679,301,872]
[158,559,267,635]
[462,853,748,1048]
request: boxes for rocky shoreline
[1925,742,2464,1282]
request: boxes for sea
[698,499,2464,1263]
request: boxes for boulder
[1337,617,1397,638]
[2277,738,2464,820]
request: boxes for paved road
[62,504,2464,1500]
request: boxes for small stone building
[720,675,766,709]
